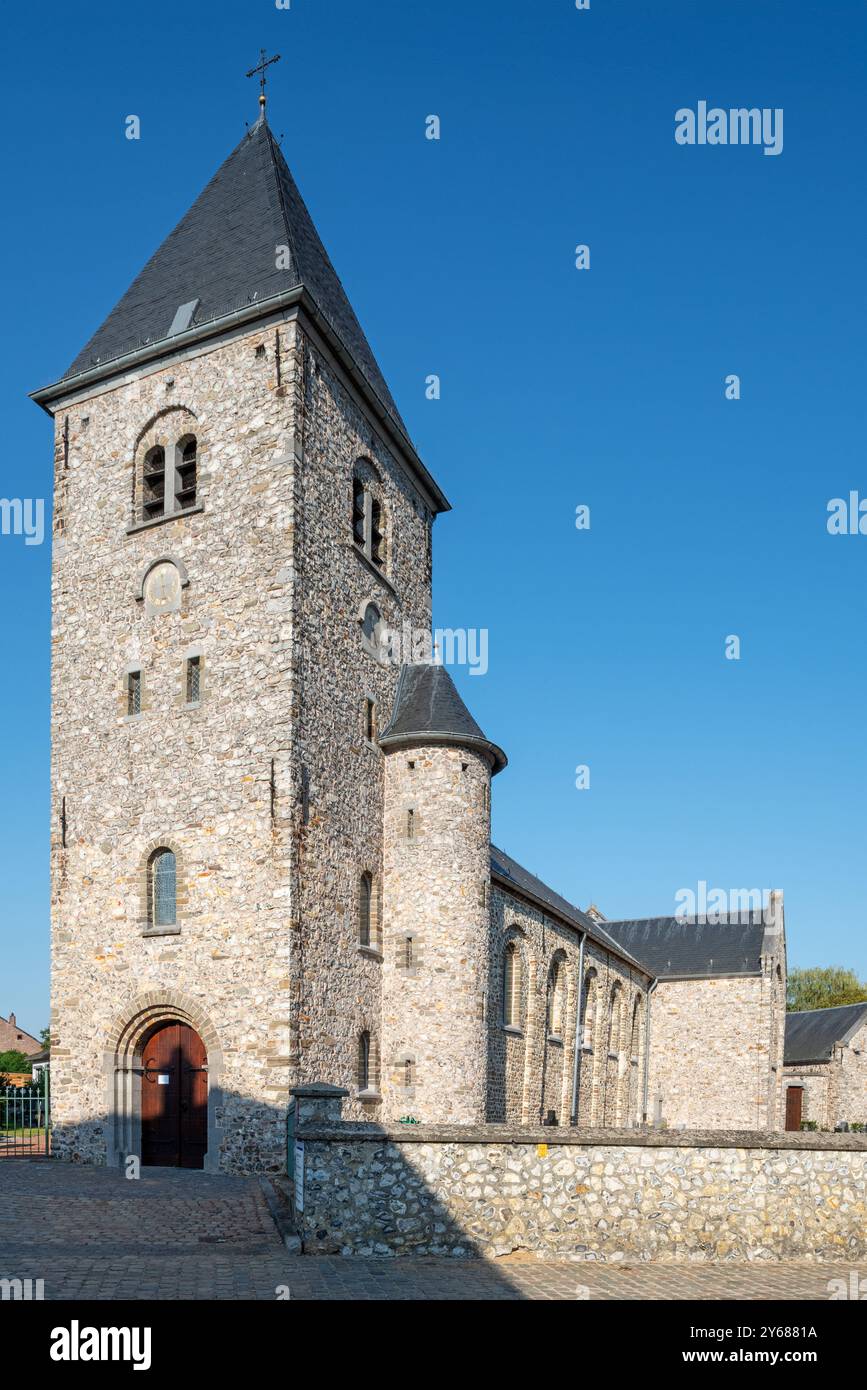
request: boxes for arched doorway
[140,1021,207,1168]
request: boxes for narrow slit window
[359,873,372,947]
[364,698,376,742]
[127,670,141,717]
[186,655,201,704]
[404,1059,414,1088]
[406,808,415,840]
[405,936,414,969]
[358,1031,371,1090]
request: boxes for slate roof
[599,914,769,979]
[784,1003,867,1065]
[61,115,407,438]
[489,846,647,969]
[379,664,507,773]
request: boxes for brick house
[0,1012,41,1057]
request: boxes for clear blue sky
[2,0,866,1036]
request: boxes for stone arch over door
[102,991,224,1173]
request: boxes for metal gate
[0,1078,50,1157]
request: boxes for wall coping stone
[295,1121,867,1151]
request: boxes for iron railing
[0,1081,50,1157]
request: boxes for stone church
[33,95,789,1174]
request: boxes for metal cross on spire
[246,48,281,115]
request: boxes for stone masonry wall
[48,309,436,1170]
[486,888,651,1128]
[381,745,491,1123]
[292,327,434,1122]
[293,1120,867,1262]
[648,968,785,1132]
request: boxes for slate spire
[62,115,407,435]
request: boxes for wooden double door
[141,1022,207,1168]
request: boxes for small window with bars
[126,669,142,717]
[185,655,201,705]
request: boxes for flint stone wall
[293,1122,867,1262]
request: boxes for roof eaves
[489,864,649,974]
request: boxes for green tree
[0,1050,32,1074]
[39,1027,50,1049]
[787,967,867,1012]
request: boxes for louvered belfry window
[352,470,386,570]
[149,849,177,929]
[142,446,166,519]
[353,477,366,546]
[176,438,197,510]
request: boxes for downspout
[569,933,587,1125]
[642,979,658,1126]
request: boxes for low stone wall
[293,1117,867,1262]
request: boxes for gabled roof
[490,846,647,971]
[784,1002,867,1066]
[599,914,769,979]
[55,116,408,439]
[379,664,507,773]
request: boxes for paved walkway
[0,1160,862,1301]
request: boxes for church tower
[32,94,448,1172]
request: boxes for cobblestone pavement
[1,1160,862,1301]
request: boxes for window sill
[547,1034,564,1046]
[351,541,398,600]
[127,504,204,536]
[141,926,181,938]
[357,1089,382,1103]
[358,945,383,963]
[502,1025,524,1038]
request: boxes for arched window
[142,446,166,520]
[175,437,197,510]
[358,1031,371,1090]
[358,873,373,947]
[148,849,177,928]
[547,959,565,1037]
[503,942,522,1027]
[582,970,597,1048]
[352,466,386,570]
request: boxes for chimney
[8,1012,15,1026]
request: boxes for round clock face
[144,561,181,613]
